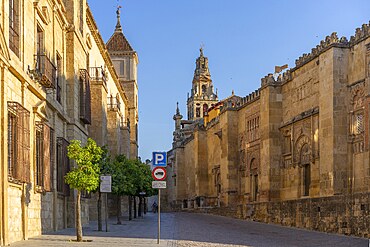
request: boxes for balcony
[120,117,130,130]
[107,95,121,112]
[28,54,56,88]
[89,66,107,87]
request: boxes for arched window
[202,85,206,94]
[203,104,208,116]
[196,107,200,117]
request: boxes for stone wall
[246,193,370,238]
[8,186,23,244]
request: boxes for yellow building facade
[167,25,370,237]
[0,0,138,245]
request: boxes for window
[203,104,208,116]
[9,0,20,56]
[283,135,291,154]
[35,122,52,191]
[196,107,200,118]
[7,102,30,183]
[56,54,62,104]
[36,24,44,55]
[246,116,260,143]
[354,113,364,135]
[120,61,124,76]
[57,137,70,196]
[202,85,206,94]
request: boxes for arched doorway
[300,143,311,196]
[250,158,258,201]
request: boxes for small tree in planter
[65,138,103,242]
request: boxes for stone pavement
[10,212,370,247]
[11,213,176,247]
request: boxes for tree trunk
[76,190,83,242]
[97,191,102,231]
[128,195,132,221]
[138,197,142,217]
[134,196,137,218]
[144,198,147,214]
[116,195,121,224]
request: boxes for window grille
[80,69,91,124]
[50,128,55,190]
[7,102,30,183]
[57,137,70,196]
[355,113,364,134]
[35,122,52,191]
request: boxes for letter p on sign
[152,152,167,167]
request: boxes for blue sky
[88,0,370,161]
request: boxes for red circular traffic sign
[152,167,167,181]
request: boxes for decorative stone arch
[246,149,260,173]
[294,135,311,166]
[295,135,312,197]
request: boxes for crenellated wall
[168,21,370,238]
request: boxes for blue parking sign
[152,152,167,167]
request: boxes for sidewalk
[11,213,176,247]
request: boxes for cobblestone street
[10,212,368,247]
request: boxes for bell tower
[187,48,218,120]
[106,6,139,159]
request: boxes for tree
[65,138,103,242]
[136,161,155,216]
[111,155,137,224]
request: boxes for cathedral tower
[106,7,139,159]
[187,48,218,120]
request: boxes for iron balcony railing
[29,54,56,88]
[89,66,107,87]
[107,95,121,111]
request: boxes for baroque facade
[167,24,370,237]
[0,0,138,245]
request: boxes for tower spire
[115,5,122,32]
[176,102,180,115]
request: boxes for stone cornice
[280,107,319,129]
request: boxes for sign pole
[105,193,108,232]
[157,189,161,244]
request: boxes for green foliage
[65,138,103,192]
[110,155,155,197]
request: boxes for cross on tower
[200,43,205,56]
[115,0,123,32]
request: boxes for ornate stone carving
[350,82,365,109]
[293,135,311,166]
